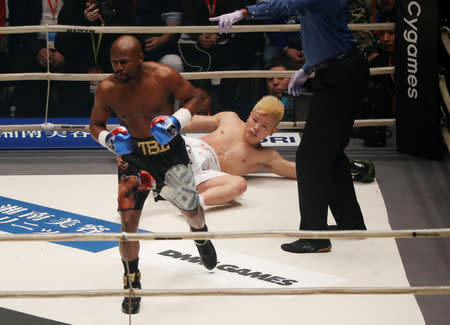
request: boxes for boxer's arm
[168,66,204,117]
[151,66,211,144]
[89,84,112,141]
[183,111,235,132]
[89,82,133,154]
[182,115,220,132]
[262,149,297,179]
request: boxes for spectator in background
[366,0,395,24]
[263,14,305,68]
[0,0,5,35]
[265,56,296,99]
[192,87,212,115]
[135,0,183,72]
[82,0,135,73]
[180,0,262,119]
[0,0,7,63]
[347,0,379,61]
[264,1,380,68]
[8,0,134,118]
[180,0,256,72]
[364,10,396,146]
[50,0,96,117]
[60,0,134,106]
[8,0,67,117]
[264,56,314,122]
[0,0,12,116]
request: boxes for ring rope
[0,286,449,299]
[0,228,449,242]
[278,118,395,129]
[0,118,396,132]
[0,23,395,35]
[0,67,395,82]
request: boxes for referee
[211,0,368,253]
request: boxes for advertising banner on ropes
[395,0,443,159]
[0,119,301,149]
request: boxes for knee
[233,176,247,195]
[121,213,140,232]
[159,54,184,72]
[183,204,202,219]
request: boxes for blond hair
[252,95,284,126]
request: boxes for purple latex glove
[288,68,308,96]
[209,10,243,34]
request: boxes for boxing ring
[1,18,450,325]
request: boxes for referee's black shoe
[281,239,332,253]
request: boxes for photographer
[82,0,135,73]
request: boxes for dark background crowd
[0,0,446,147]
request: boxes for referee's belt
[310,48,359,73]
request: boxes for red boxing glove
[110,126,129,136]
[151,116,168,128]
[139,170,156,190]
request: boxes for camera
[94,0,116,25]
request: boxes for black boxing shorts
[120,135,199,211]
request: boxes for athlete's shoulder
[96,75,117,95]
[216,111,241,121]
[143,61,177,78]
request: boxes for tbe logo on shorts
[137,140,170,155]
[0,196,148,253]
[159,249,298,286]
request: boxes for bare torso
[199,113,271,175]
[99,63,175,138]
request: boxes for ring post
[395,0,444,159]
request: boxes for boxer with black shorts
[89,35,216,315]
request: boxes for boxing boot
[122,271,142,314]
[190,225,217,270]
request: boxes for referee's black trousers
[296,51,368,231]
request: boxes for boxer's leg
[197,175,247,206]
[117,158,151,314]
[159,164,217,270]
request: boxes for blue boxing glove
[151,115,180,145]
[98,126,133,154]
[151,108,192,145]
